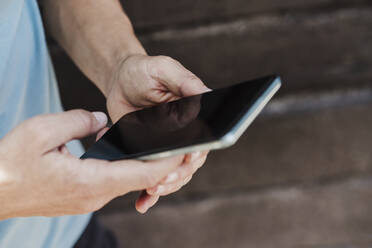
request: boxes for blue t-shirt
[0,0,91,247]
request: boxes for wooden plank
[121,0,370,29]
[53,8,372,99]
[99,177,372,248]
[139,8,372,91]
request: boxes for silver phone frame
[138,77,281,160]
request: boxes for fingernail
[164,172,178,183]
[190,151,201,162]
[205,86,212,92]
[139,207,147,214]
[155,185,165,195]
[143,204,150,214]
[93,112,107,126]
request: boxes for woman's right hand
[0,110,185,220]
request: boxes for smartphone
[81,75,281,161]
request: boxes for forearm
[43,0,146,96]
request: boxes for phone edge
[137,77,282,161]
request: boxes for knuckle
[192,156,207,171]
[186,72,200,82]
[153,56,177,69]
[163,184,182,196]
[143,172,160,188]
[150,56,178,78]
[184,163,196,176]
[157,55,175,64]
[23,116,50,145]
[193,160,203,171]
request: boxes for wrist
[103,45,147,97]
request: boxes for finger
[135,191,159,214]
[150,56,211,97]
[23,110,107,151]
[147,175,193,197]
[96,127,110,141]
[161,152,208,185]
[82,155,185,195]
[146,154,207,196]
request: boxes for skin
[0,110,204,219]
[0,0,210,219]
[42,0,211,213]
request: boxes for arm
[42,0,145,96]
[42,0,210,213]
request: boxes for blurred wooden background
[47,1,372,247]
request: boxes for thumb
[135,191,159,214]
[34,110,107,150]
[103,155,185,194]
[150,56,211,97]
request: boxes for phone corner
[220,133,237,148]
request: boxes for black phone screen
[81,75,279,161]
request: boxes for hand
[106,54,210,122]
[96,128,208,214]
[138,151,208,213]
[0,110,185,220]
[104,54,210,213]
